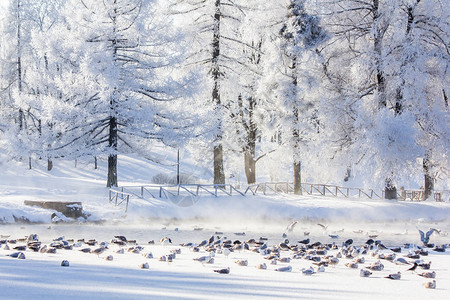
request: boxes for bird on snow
[360,269,372,277]
[385,272,401,280]
[394,258,410,265]
[301,267,315,275]
[424,280,436,289]
[160,237,172,246]
[316,265,325,272]
[235,259,248,266]
[114,235,127,243]
[213,267,230,274]
[419,261,431,270]
[274,265,292,272]
[61,260,70,267]
[418,271,436,278]
[256,263,267,270]
[407,262,419,271]
[8,252,26,259]
[345,262,358,269]
[90,247,106,256]
[140,262,149,269]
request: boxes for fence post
[141,186,143,197]
[125,195,129,212]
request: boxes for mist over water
[2,218,449,248]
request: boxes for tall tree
[259,0,327,194]
[169,0,249,185]
[37,0,193,187]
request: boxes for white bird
[256,263,267,270]
[286,221,299,232]
[223,248,231,257]
[302,267,315,275]
[275,266,292,272]
[424,280,436,289]
[316,265,325,272]
[385,272,401,280]
[235,259,248,266]
[418,271,436,278]
[160,237,172,246]
[140,262,149,269]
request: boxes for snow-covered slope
[0,153,449,225]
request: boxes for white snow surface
[0,154,449,299]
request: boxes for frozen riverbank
[0,223,449,300]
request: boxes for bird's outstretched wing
[418,229,425,243]
[425,229,435,241]
[317,223,328,230]
[286,221,298,232]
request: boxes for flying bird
[286,221,298,232]
[418,229,438,244]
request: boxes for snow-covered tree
[36,0,194,187]
[258,0,327,194]
[169,0,252,185]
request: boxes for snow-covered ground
[0,154,449,299]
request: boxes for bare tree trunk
[244,151,256,184]
[107,116,118,187]
[423,155,433,200]
[293,161,301,195]
[212,0,225,185]
[47,158,53,171]
[384,178,397,199]
[213,144,225,185]
[94,156,97,169]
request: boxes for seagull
[345,262,358,269]
[393,258,410,265]
[275,266,292,272]
[407,262,418,271]
[214,267,230,274]
[256,263,267,270]
[61,260,70,267]
[418,271,436,278]
[418,229,438,244]
[424,280,436,289]
[235,259,248,266]
[360,269,372,277]
[301,267,315,275]
[419,261,431,270]
[114,235,127,243]
[160,237,172,246]
[140,262,149,269]
[90,247,106,256]
[316,265,325,272]
[317,224,328,230]
[286,221,298,232]
[385,272,401,280]
[8,252,26,259]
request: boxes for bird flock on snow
[0,225,448,291]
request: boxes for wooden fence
[109,182,448,211]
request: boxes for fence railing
[108,189,133,212]
[109,182,448,211]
